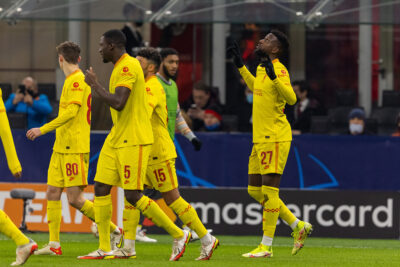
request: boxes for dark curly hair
[137,47,161,69]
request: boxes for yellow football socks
[135,195,183,239]
[262,186,280,238]
[80,199,118,233]
[123,198,140,241]
[248,185,264,204]
[248,185,298,227]
[47,200,62,242]
[94,195,112,252]
[279,199,297,226]
[169,197,207,239]
[0,209,29,246]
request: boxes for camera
[18,84,26,95]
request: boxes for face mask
[205,123,220,131]
[349,123,363,134]
[246,94,253,104]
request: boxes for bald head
[22,76,38,93]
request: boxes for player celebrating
[227,30,313,258]
[26,41,123,256]
[111,47,219,260]
[78,30,190,261]
[156,48,202,150]
[0,87,38,266]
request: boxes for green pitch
[1,233,400,266]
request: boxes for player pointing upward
[228,30,313,258]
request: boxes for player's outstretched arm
[85,67,130,111]
[175,104,202,151]
[0,102,22,177]
[227,41,244,68]
[261,56,296,105]
[26,103,80,141]
[227,41,255,91]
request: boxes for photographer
[5,76,52,128]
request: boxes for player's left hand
[260,55,277,80]
[191,137,202,151]
[13,171,22,179]
[85,67,98,87]
[26,128,42,141]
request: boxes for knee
[68,197,85,209]
[162,189,180,206]
[248,185,264,204]
[46,186,61,200]
[125,190,142,206]
[94,182,111,197]
[261,185,279,199]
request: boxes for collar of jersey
[145,74,157,82]
[114,53,129,69]
[66,69,82,80]
[156,73,172,85]
[272,58,279,63]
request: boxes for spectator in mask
[392,112,400,137]
[348,108,368,136]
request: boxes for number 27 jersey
[53,69,91,153]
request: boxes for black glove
[227,41,244,68]
[260,55,277,80]
[191,137,202,151]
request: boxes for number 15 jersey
[53,69,91,153]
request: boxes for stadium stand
[0,83,12,101]
[370,107,400,135]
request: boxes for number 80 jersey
[53,69,91,154]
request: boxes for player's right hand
[227,41,244,68]
[13,171,22,179]
[26,128,42,141]
[85,67,98,87]
[13,92,24,105]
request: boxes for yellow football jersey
[53,70,91,153]
[146,76,177,164]
[107,53,153,148]
[239,59,297,143]
[0,88,22,174]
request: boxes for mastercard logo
[123,67,129,72]
[73,82,79,87]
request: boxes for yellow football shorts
[47,152,89,188]
[145,159,178,193]
[94,141,151,190]
[248,141,291,175]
